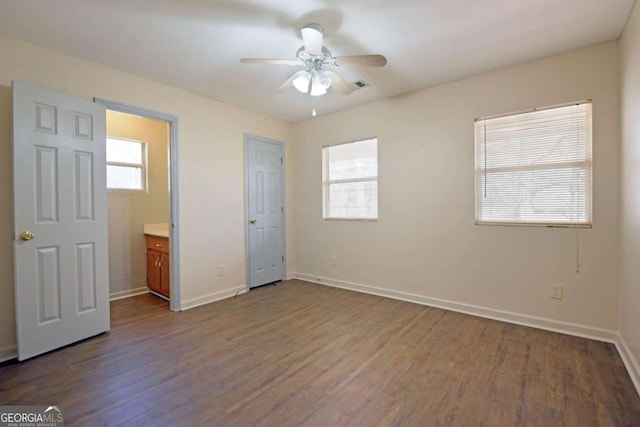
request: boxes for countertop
[143,223,169,238]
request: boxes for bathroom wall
[106,110,170,297]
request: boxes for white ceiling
[0,0,635,122]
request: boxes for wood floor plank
[1,279,639,426]
[478,324,530,426]
[521,329,568,426]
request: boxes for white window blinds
[323,138,378,220]
[475,101,592,226]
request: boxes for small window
[323,138,378,220]
[106,137,147,191]
[475,101,592,226]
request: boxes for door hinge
[280,157,283,164]
[282,255,284,263]
[281,206,284,213]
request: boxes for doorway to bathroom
[98,100,180,312]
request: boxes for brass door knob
[249,218,257,224]
[20,231,35,241]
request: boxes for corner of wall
[616,334,640,397]
[618,0,640,399]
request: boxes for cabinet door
[147,250,161,293]
[159,253,170,298]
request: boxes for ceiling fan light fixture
[316,73,332,89]
[310,71,332,96]
[292,71,311,93]
[310,84,327,97]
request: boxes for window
[475,101,592,226]
[323,138,378,220]
[106,137,147,191]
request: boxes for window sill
[323,217,378,222]
[108,188,146,193]
[475,221,592,229]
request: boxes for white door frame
[95,98,181,312]
[244,134,286,289]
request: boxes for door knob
[249,218,257,224]
[20,231,35,241]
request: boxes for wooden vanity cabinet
[146,235,170,298]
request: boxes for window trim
[106,136,148,192]
[474,100,593,228]
[322,137,379,221]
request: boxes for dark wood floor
[1,280,639,426]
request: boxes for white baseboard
[148,290,169,301]
[0,345,17,363]
[109,286,149,301]
[615,334,640,397]
[291,273,618,343]
[286,272,296,280]
[181,285,248,311]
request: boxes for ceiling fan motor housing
[296,46,332,66]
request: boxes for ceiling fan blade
[278,70,308,93]
[240,58,301,66]
[325,71,353,95]
[333,55,387,67]
[301,23,324,56]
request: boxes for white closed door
[246,136,285,288]
[13,81,110,361]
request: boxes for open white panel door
[13,81,110,361]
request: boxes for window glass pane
[480,168,589,223]
[328,138,377,181]
[328,181,378,219]
[107,165,143,190]
[107,138,143,164]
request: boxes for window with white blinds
[106,137,147,191]
[475,101,592,226]
[323,138,378,220]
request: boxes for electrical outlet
[217,265,224,276]
[330,256,336,267]
[550,283,563,300]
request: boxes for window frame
[474,100,593,228]
[106,136,148,192]
[322,137,379,221]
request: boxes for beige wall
[0,35,293,354]
[106,111,170,295]
[291,42,620,330]
[619,3,640,378]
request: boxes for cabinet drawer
[146,235,169,253]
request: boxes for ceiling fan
[240,23,387,97]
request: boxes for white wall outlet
[550,283,563,300]
[217,265,224,276]
[330,256,336,267]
